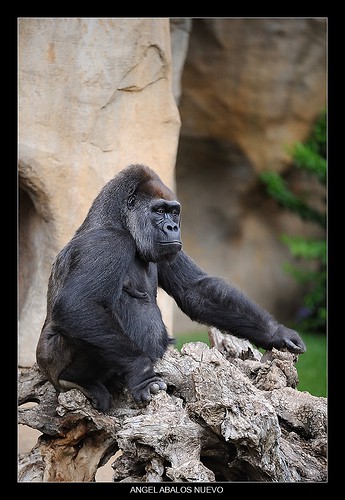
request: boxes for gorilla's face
[126,183,182,263]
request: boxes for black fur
[36,164,306,412]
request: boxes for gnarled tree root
[18,329,327,482]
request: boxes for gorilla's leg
[58,378,112,412]
[58,354,113,412]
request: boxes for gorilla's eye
[127,194,137,210]
[156,207,165,215]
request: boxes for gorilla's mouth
[158,241,182,247]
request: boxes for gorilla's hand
[269,325,306,354]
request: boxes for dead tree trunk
[18,329,327,482]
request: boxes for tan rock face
[18,18,182,366]
[173,19,326,334]
[179,18,326,172]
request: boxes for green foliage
[292,143,326,184]
[260,110,327,335]
[280,235,326,263]
[259,171,325,227]
[291,111,326,185]
[175,330,210,351]
[296,332,327,397]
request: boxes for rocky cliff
[173,18,326,333]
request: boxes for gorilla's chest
[116,259,168,358]
[122,259,158,302]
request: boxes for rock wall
[18,18,184,366]
[173,18,326,333]
[179,18,326,172]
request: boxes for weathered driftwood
[18,328,327,483]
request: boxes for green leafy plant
[260,110,326,334]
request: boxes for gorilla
[36,164,306,412]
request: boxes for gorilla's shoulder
[73,227,133,245]
[64,227,136,262]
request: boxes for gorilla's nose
[163,221,179,234]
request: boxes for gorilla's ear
[127,193,137,210]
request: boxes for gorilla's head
[80,164,182,263]
[124,166,182,262]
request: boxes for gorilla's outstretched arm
[158,251,306,354]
